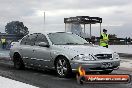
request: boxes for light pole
[44,12,45,29]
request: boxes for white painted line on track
[0,76,39,88]
[0,53,9,57]
[120,59,132,69]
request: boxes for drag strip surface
[0,58,131,88]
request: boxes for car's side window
[20,34,37,45]
[20,35,29,45]
[35,34,48,46]
[28,34,37,46]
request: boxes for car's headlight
[73,54,96,61]
[113,52,119,59]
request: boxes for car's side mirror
[38,42,50,47]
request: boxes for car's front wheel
[13,53,25,70]
[99,70,113,74]
[55,57,72,78]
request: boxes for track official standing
[1,36,6,49]
[100,29,109,48]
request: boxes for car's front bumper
[70,60,120,72]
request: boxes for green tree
[5,21,29,36]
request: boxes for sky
[0,0,132,38]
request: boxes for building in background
[66,23,90,38]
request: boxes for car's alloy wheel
[55,57,71,78]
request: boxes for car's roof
[30,31,72,35]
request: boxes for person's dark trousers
[103,45,108,48]
[2,43,6,49]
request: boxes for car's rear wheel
[55,57,72,78]
[99,70,113,74]
[13,53,25,70]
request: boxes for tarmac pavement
[0,49,131,88]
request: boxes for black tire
[13,53,25,70]
[55,57,72,78]
[99,70,113,74]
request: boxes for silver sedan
[9,32,120,78]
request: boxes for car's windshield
[48,33,90,45]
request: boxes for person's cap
[103,29,107,32]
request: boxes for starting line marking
[0,76,39,88]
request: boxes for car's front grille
[95,54,112,59]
